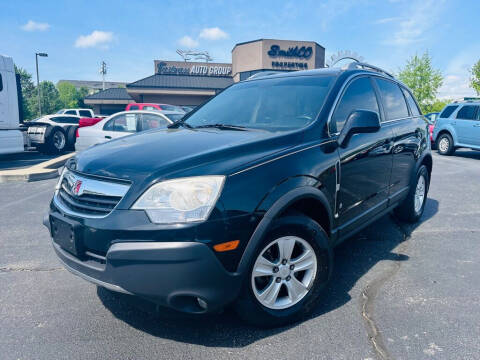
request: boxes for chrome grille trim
[53,169,130,218]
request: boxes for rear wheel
[235,214,332,327]
[436,133,454,155]
[65,126,77,151]
[46,127,67,154]
[394,165,429,223]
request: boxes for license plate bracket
[50,215,83,256]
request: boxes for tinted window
[0,73,3,92]
[105,113,138,132]
[439,105,458,118]
[184,76,334,132]
[140,114,169,131]
[51,116,80,124]
[143,106,158,111]
[64,110,77,115]
[79,110,92,117]
[402,88,421,116]
[129,105,139,110]
[160,105,178,111]
[331,77,380,133]
[456,105,478,120]
[376,79,409,120]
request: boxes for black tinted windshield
[184,75,334,131]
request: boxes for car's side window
[330,77,380,134]
[141,114,169,131]
[439,105,458,118]
[64,110,76,115]
[129,105,139,110]
[375,78,409,121]
[401,88,421,116]
[79,110,92,117]
[456,105,478,120]
[105,114,138,132]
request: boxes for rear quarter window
[79,110,92,117]
[439,105,458,118]
[375,78,409,120]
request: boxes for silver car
[75,110,183,152]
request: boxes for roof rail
[347,62,395,79]
[247,71,283,80]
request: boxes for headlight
[132,176,225,224]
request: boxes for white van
[0,54,25,155]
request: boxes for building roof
[85,87,133,100]
[127,74,233,90]
[57,80,127,90]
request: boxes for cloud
[199,27,228,40]
[384,0,445,46]
[75,30,114,49]
[21,20,50,32]
[437,48,478,99]
[374,17,401,24]
[178,35,199,48]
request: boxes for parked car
[433,101,480,155]
[75,110,183,151]
[78,115,107,128]
[26,114,80,153]
[57,108,95,118]
[424,112,439,148]
[44,64,432,327]
[125,103,185,113]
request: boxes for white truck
[0,54,27,155]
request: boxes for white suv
[56,109,94,118]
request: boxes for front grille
[54,170,130,218]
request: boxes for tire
[235,214,333,327]
[436,133,454,155]
[45,127,67,154]
[65,126,77,151]
[394,165,429,223]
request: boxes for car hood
[74,127,302,185]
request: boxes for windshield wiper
[193,124,249,131]
[168,121,192,129]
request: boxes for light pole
[35,52,48,116]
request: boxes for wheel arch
[237,187,334,274]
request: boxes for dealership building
[84,39,325,115]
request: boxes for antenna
[99,61,107,90]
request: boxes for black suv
[44,64,432,327]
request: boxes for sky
[2,0,479,99]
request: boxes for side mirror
[338,110,381,148]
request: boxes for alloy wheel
[439,137,449,153]
[414,174,426,214]
[53,131,66,150]
[251,236,317,310]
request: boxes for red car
[125,103,184,112]
[78,116,106,128]
[424,112,439,148]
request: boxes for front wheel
[394,165,429,223]
[46,127,67,154]
[235,214,332,327]
[436,133,454,155]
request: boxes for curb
[0,153,74,183]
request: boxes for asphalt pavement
[0,151,479,360]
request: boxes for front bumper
[44,214,243,313]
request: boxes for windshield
[184,75,334,131]
[164,113,184,122]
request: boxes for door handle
[105,135,112,139]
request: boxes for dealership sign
[267,45,313,59]
[155,61,232,77]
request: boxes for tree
[398,52,443,113]
[77,86,90,108]
[470,60,480,95]
[38,81,61,115]
[57,81,79,108]
[14,65,36,120]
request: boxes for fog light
[197,298,208,310]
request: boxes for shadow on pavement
[0,151,72,170]
[449,149,480,160]
[97,198,439,347]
